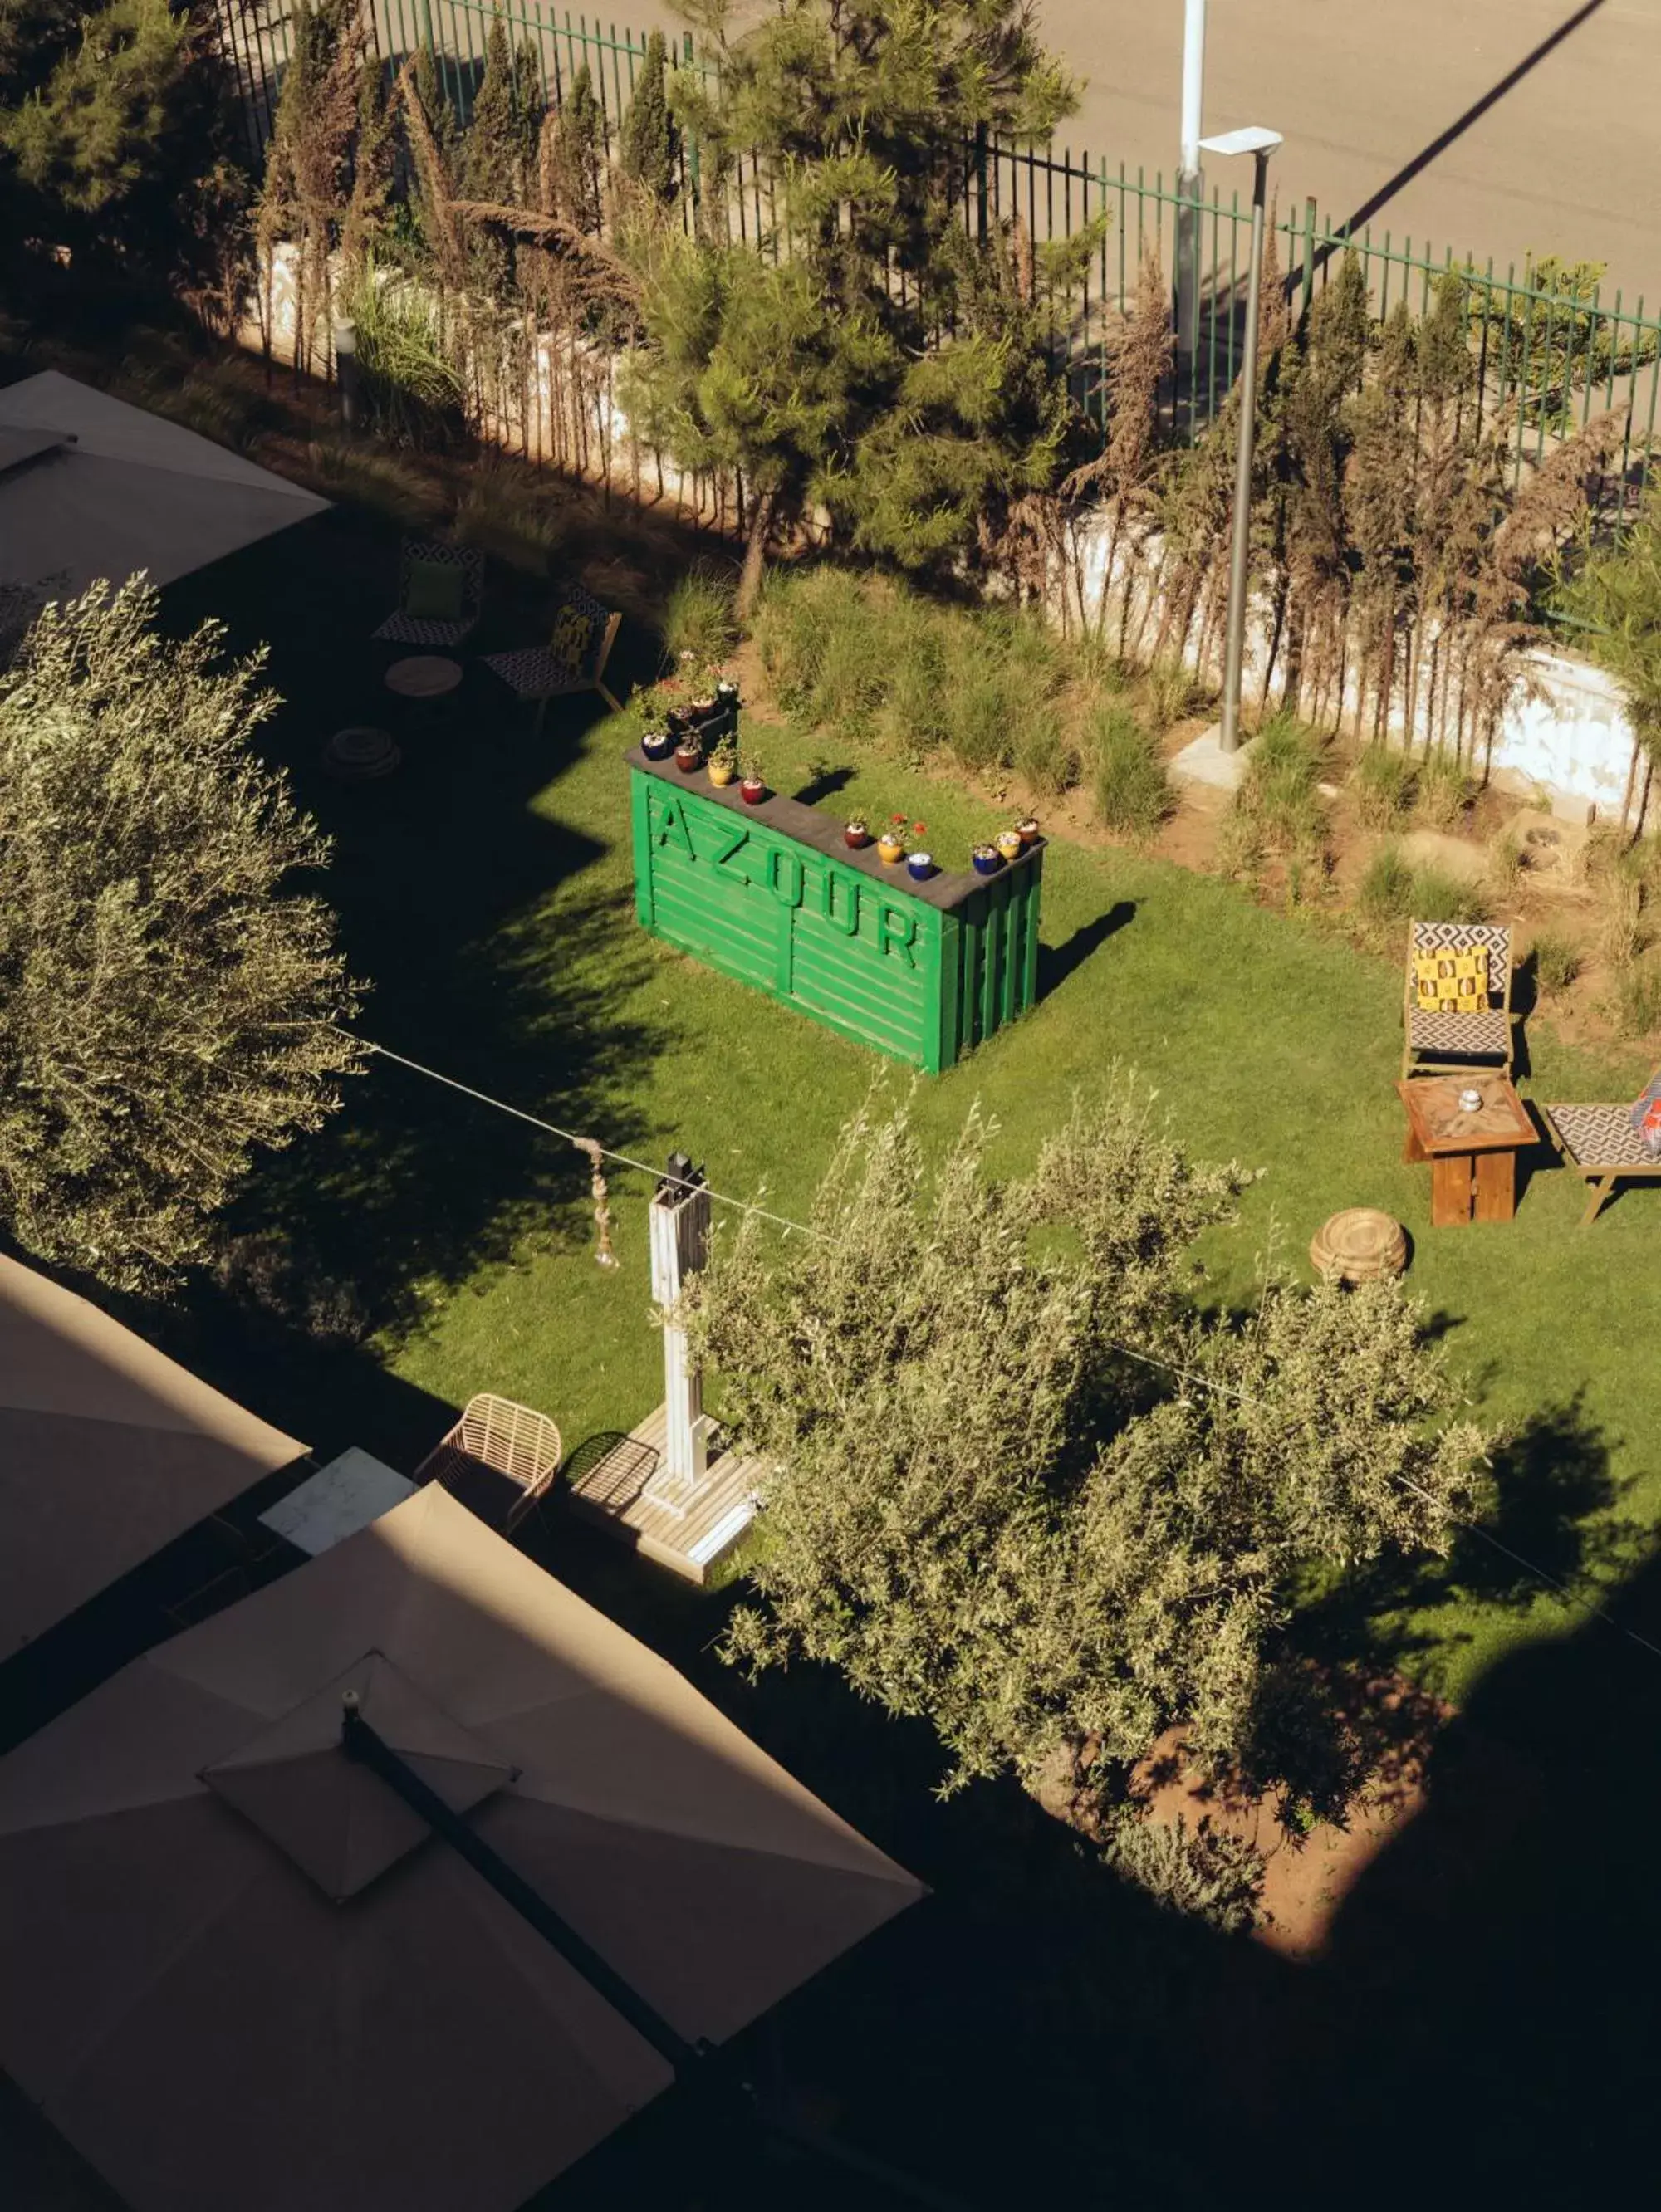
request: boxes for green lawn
[167,499,1660,1708]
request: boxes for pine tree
[619,29,679,206]
[625,0,1079,590]
[341,54,394,275]
[459,14,522,294]
[548,61,602,234]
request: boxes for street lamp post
[1174,0,1207,366]
[1199,126,1282,755]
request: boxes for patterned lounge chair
[372,537,484,648]
[1539,1103,1661,1226]
[413,1392,563,1535]
[1402,920,1516,1083]
[483,583,621,733]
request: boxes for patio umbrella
[0,1254,306,1652]
[0,1483,924,2212]
[0,370,328,599]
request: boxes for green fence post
[1299,194,1316,325]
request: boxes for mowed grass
[171,505,1661,1709]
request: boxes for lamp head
[1198,125,1282,159]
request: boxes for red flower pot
[740,776,767,805]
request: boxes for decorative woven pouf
[1310,1206,1409,1285]
[323,726,400,781]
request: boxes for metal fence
[215,0,1661,502]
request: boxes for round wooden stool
[323,726,400,781]
[1310,1206,1409,1285]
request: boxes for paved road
[620,0,1660,307]
[1034,0,1661,305]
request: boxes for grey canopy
[0,370,327,599]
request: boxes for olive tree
[688,1081,1490,1806]
[0,580,359,1290]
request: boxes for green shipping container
[629,748,1044,1072]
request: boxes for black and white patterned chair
[371,538,484,648]
[483,583,622,733]
[1402,919,1516,1082]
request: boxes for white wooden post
[647,1153,713,1510]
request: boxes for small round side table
[384,655,463,701]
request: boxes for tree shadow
[1286,1533,1661,2206]
[157,502,665,1343]
[1036,901,1136,997]
[1298,1393,1645,1696]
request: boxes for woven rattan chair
[1402,920,1516,1082]
[372,538,484,648]
[483,583,621,732]
[413,1392,562,1534]
[1540,1102,1661,1225]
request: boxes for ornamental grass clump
[1090,701,1173,841]
[1236,710,1328,864]
[1351,745,1414,830]
[688,1082,1492,1813]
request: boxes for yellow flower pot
[877,835,906,864]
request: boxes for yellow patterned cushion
[548,602,596,678]
[1413,948,1489,1014]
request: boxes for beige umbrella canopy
[0,1253,306,1652]
[0,370,329,598]
[0,1484,923,2212]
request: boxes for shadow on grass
[1036,899,1136,997]
[158,503,665,1345]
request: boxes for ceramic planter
[906,851,934,881]
[844,820,871,849]
[972,844,1002,876]
[1017,817,1041,845]
[876,834,906,865]
[708,759,737,788]
[641,729,675,761]
[674,741,703,774]
[996,830,1024,863]
[740,776,767,805]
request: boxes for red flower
[913,821,927,836]
[890,813,907,825]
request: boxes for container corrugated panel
[630,751,1045,1070]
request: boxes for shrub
[345,272,466,450]
[301,440,445,531]
[1487,829,1526,900]
[1014,706,1079,798]
[453,471,567,573]
[1531,930,1581,995]
[662,564,737,668]
[1606,957,1661,1039]
[1144,655,1205,730]
[1090,702,1173,840]
[1238,711,1328,859]
[1357,840,1415,926]
[1409,864,1490,926]
[1351,745,1414,830]
[950,659,1013,776]
[1414,749,1470,829]
[1100,1810,1267,1936]
[751,566,891,732]
[1598,864,1645,968]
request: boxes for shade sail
[0,1255,306,1652]
[0,1484,924,2212]
[0,370,328,597]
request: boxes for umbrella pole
[340,1696,708,2078]
[341,1697,968,2212]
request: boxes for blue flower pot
[972,849,1002,876]
[641,730,674,761]
[905,851,935,882]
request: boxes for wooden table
[1398,1074,1536,1226]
